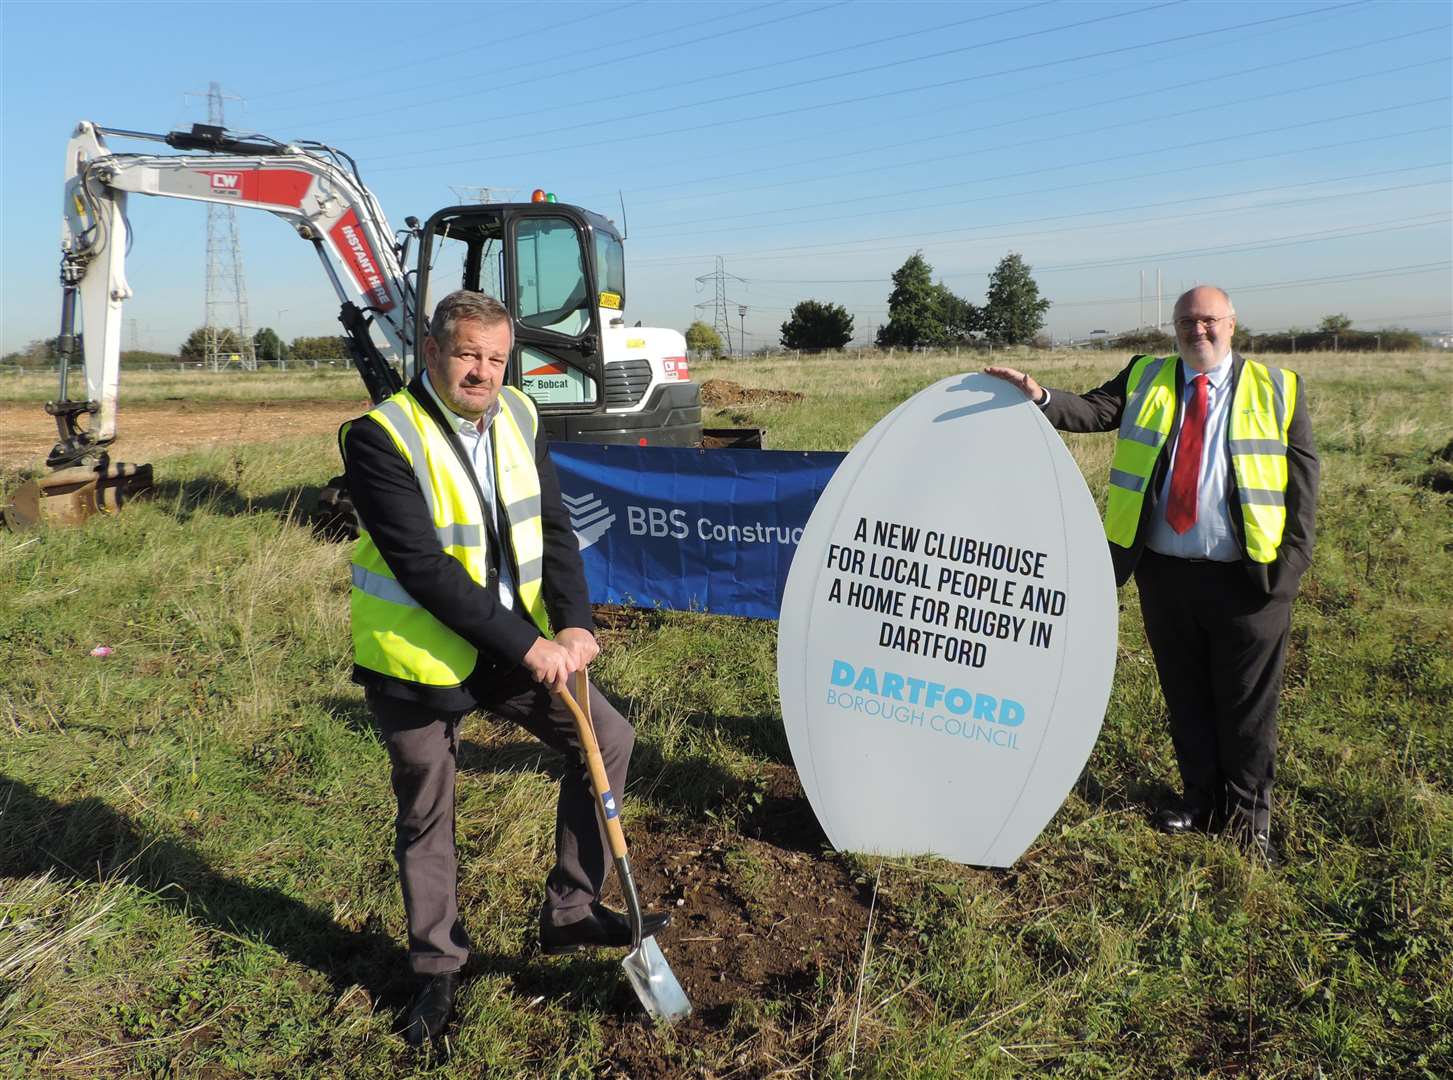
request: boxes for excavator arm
[3,121,421,528]
[51,120,413,467]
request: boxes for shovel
[556,671,692,1024]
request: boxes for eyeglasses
[1174,314,1234,331]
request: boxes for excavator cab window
[594,230,626,310]
[416,204,606,413]
[419,215,505,321]
[515,217,590,336]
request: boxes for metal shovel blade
[622,934,692,1023]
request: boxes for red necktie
[1165,374,1208,534]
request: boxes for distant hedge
[1245,328,1425,352]
[1108,327,1427,353]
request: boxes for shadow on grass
[1,774,412,1007]
[327,690,791,846]
[0,775,644,1031]
[152,476,325,527]
[1077,768,1179,822]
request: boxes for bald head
[1174,285,1235,320]
[1172,285,1237,372]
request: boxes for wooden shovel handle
[557,672,629,861]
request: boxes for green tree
[877,253,982,349]
[780,300,854,351]
[1319,313,1353,333]
[935,285,983,345]
[253,327,289,364]
[982,252,1050,345]
[289,335,350,361]
[877,253,942,348]
[684,320,723,356]
[1,338,58,368]
[179,326,240,360]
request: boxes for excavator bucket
[2,462,153,529]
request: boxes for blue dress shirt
[1144,353,1240,562]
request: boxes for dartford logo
[562,491,616,550]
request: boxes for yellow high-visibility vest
[1103,355,1296,563]
[346,385,549,687]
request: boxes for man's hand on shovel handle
[555,627,600,670]
[524,637,576,691]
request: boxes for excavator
[5,120,723,528]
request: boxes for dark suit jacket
[1041,352,1318,602]
[342,376,594,709]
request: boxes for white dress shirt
[421,371,516,609]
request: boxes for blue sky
[2,0,1449,353]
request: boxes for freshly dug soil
[700,379,804,407]
[591,765,896,1077]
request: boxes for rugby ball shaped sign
[777,372,1117,866]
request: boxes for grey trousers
[368,670,635,975]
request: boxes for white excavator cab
[417,202,700,447]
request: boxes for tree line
[687,251,1052,354]
[2,328,353,368]
[684,251,1432,355]
[689,251,1050,354]
[1107,313,1425,354]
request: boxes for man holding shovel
[342,290,671,1046]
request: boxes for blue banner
[552,443,845,620]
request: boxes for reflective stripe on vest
[347,385,550,688]
[1228,362,1295,562]
[1104,355,1176,546]
[1103,355,1294,563]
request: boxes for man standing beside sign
[987,286,1319,862]
[341,291,668,1046]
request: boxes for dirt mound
[592,765,902,1077]
[700,379,804,407]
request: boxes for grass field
[2,350,1450,1077]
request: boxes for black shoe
[540,902,672,955]
[1247,830,1281,867]
[1220,806,1280,866]
[1228,820,1282,867]
[1152,804,1213,835]
[404,970,461,1047]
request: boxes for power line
[573,16,1435,205]
[325,1,1050,145]
[630,141,1447,266]
[368,0,1184,161]
[369,0,1365,172]
[935,216,1453,276]
[635,95,1450,236]
[628,54,1450,220]
[1046,262,1453,308]
[655,217,1450,317]
[685,263,1453,318]
[691,167,1453,276]
[731,269,1453,327]
[271,2,840,131]
[244,2,537,102]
